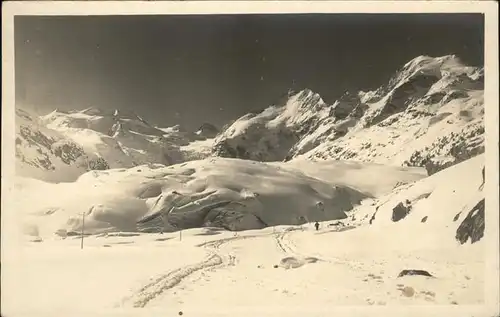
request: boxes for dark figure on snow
[479,166,485,190]
[405,199,412,212]
[314,222,320,231]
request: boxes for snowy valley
[5,55,497,316]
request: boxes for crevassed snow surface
[14,157,370,238]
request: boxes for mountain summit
[211,55,484,174]
[16,107,216,182]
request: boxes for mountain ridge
[15,54,484,183]
[211,54,484,175]
[16,107,218,182]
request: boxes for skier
[314,222,320,231]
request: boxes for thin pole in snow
[81,206,94,249]
[81,212,85,249]
[179,230,182,241]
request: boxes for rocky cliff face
[15,108,106,182]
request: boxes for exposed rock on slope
[15,108,109,182]
[212,55,484,174]
[157,124,219,160]
[212,89,335,161]
[195,123,219,139]
[41,108,186,168]
[157,123,217,145]
[16,108,216,182]
[456,198,485,244]
[391,201,412,222]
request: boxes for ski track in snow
[275,227,300,255]
[276,226,369,272]
[121,253,223,308]
[119,234,262,308]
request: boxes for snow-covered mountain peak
[17,106,219,182]
[211,86,335,161]
[387,55,479,95]
[401,54,464,75]
[212,55,484,171]
[275,88,330,124]
[41,107,161,136]
[292,88,325,105]
[78,106,112,116]
[15,107,103,182]
[304,55,484,170]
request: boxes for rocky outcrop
[405,123,485,175]
[366,73,440,127]
[391,201,412,222]
[456,199,485,244]
[424,156,456,176]
[51,140,86,165]
[398,269,434,278]
[196,123,219,139]
[87,156,110,171]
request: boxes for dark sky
[15,14,484,130]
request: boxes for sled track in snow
[120,234,263,308]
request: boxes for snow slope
[273,158,427,197]
[341,154,486,245]
[3,154,495,317]
[180,137,217,161]
[212,55,484,175]
[157,124,218,160]
[14,157,371,238]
